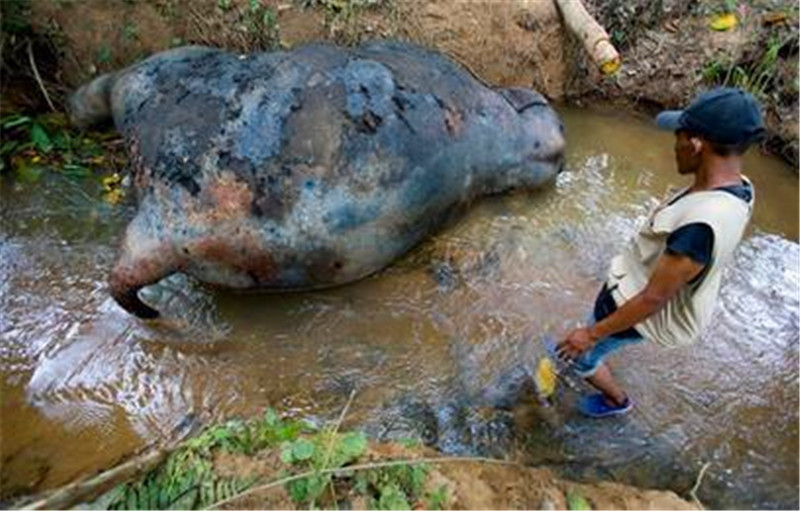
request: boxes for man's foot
[578,393,634,418]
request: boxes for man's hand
[557,327,597,360]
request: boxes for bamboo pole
[553,0,621,75]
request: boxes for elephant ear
[498,87,549,113]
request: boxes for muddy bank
[14,412,699,511]
[211,442,700,510]
[571,0,799,167]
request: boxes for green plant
[702,57,727,82]
[0,112,116,180]
[96,43,113,64]
[123,20,138,41]
[426,484,450,510]
[94,405,440,511]
[594,0,671,50]
[99,409,314,510]
[566,491,593,510]
[281,429,368,506]
[351,462,430,510]
[705,32,796,100]
[241,1,279,49]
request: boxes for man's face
[674,131,701,175]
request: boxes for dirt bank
[573,0,799,167]
[15,413,700,510]
[216,442,700,510]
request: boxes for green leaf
[566,491,593,511]
[14,161,44,183]
[1,115,31,129]
[97,44,113,64]
[287,478,308,503]
[408,465,428,496]
[276,423,300,442]
[262,7,276,26]
[280,441,294,463]
[304,474,329,502]
[53,131,71,151]
[377,483,411,510]
[264,408,279,427]
[291,438,315,461]
[62,163,90,178]
[1,140,20,157]
[353,472,369,495]
[30,123,53,153]
[339,432,367,460]
[426,485,449,510]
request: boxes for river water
[1,108,797,509]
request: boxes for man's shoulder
[716,178,754,203]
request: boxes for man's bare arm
[558,252,706,358]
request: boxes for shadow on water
[1,108,797,508]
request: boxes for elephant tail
[68,72,117,129]
[109,210,179,319]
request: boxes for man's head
[656,87,765,174]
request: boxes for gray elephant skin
[69,41,565,318]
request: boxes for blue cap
[656,87,765,145]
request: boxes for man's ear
[690,136,703,155]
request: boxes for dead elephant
[69,41,566,318]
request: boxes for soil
[211,441,699,510]
[567,4,799,167]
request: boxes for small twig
[27,40,57,113]
[689,461,711,510]
[323,389,356,466]
[205,455,521,510]
[312,388,356,509]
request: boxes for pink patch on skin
[206,174,254,219]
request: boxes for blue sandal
[578,393,634,418]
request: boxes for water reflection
[0,108,797,508]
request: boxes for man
[557,87,764,418]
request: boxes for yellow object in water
[102,173,125,204]
[534,357,557,398]
[709,12,738,31]
[102,173,122,192]
[103,188,125,205]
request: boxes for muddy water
[1,108,797,509]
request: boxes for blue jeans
[571,310,644,378]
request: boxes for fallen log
[552,0,621,75]
[19,449,168,510]
[17,414,201,510]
